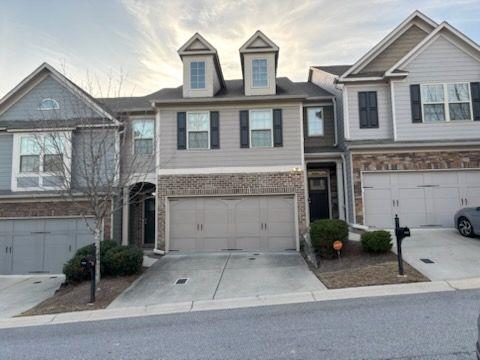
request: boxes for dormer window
[38,98,60,111]
[190,61,206,89]
[252,59,268,88]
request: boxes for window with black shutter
[358,91,378,128]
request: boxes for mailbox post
[394,215,410,276]
[80,244,96,303]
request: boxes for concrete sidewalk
[1,276,480,330]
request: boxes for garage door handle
[465,198,468,206]
[200,224,203,231]
[461,198,464,206]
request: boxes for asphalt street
[2,289,480,359]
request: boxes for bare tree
[21,66,156,285]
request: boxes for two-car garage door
[0,218,96,275]
[363,170,480,228]
[169,195,297,252]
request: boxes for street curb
[0,278,478,330]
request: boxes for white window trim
[132,119,155,155]
[249,109,273,148]
[11,132,72,192]
[190,61,206,90]
[186,111,210,150]
[38,98,60,111]
[420,82,474,123]
[306,107,325,137]
[251,58,268,89]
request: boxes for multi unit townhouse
[310,11,480,230]
[0,10,479,275]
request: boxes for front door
[309,177,330,221]
[144,198,155,245]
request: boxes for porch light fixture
[290,167,303,173]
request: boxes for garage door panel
[466,187,480,206]
[363,173,391,188]
[428,187,461,226]
[169,196,296,252]
[12,234,44,274]
[44,235,73,274]
[364,189,394,228]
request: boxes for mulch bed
[305,241,429,289]
[19,271,144,317]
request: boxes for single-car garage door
[169,195,297,252]
[363,170,480,228]
[0,217,96,275]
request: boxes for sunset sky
[1,0,480,98]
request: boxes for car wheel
[458,217,474,237]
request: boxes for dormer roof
[178,33,226,89]
[239,30,280,78]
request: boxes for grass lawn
[19,271,144,317]
[305,240,429,289]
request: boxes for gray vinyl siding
[121,116,156,175]
[0,75,100,121]
[303,105,335,151]
[346,84,393,140]
[361,25,428,74]
[309,69,344,148]
[112,195,123,243]
[159,103,303,169]
[71,129,117,189]
[0,134,13,190]
[394,34,480,141]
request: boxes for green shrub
[63,240,142,283]
[361,230,393,253]
[63,255,90,283]
[103,246,143,276]
[310,219,349,258]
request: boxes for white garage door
[0,218,96,275]
[169,196,297,252]
[363,170,480,228]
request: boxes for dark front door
[144,198,155,245]
[309,177,330,221]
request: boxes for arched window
[38,98,60,111]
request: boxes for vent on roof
[175,278,189,285]
[420,258,435,264]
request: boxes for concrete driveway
[398,228,480,281]
[0,275,64,319]
[109,252,326,308]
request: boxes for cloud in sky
[1,0,480,98]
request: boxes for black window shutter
[210,111,220,149]
[239,110,249,148]
[177,112,186,150]
[273,109,283,147]
[367,92,378,128]
[470,82,480,121]
[410,84,423,123]
[358,92,369,128]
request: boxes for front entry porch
[306,159,345,223]
[121,182,156,247]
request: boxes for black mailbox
[80,255,95,270]
[395,226,411,239]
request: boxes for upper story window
[250,109,273,147]
[252,59,268,88]
[38,98,60,111]
[19,136,40,173]
[306,107,324,136]
[358,91,378,129]
[190,61,206,89]
[132,119,154,155]
[187,112,210,149]
[421,83,472,122]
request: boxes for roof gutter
[347,141,480,150]
[151,94,306,106]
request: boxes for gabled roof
[178,33,218,56]
[239,30,279,53]
[0,62,117,123]
[177,33,226,90]
[312,65,353,76]
[339,10,437,80]
[385,21,480,76]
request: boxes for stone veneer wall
[351,150,480,224]
[156,171,306,250]
[0,199,111,239]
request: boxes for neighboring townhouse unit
[101,31,339,254]
[310,11,480,230]
[0,63,118,275]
